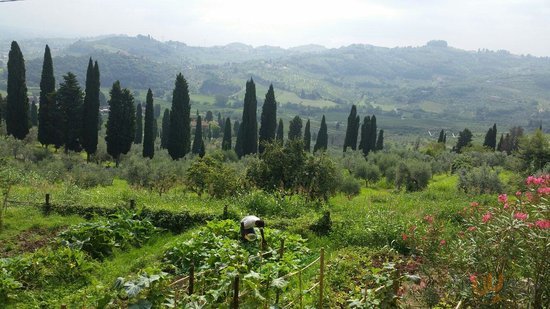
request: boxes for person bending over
[240,215,266,245]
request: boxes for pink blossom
[467,226,477,232]
[482,212,492,223]
[525,192,533,201]
[535,220,550,229]
[498,194,508,204]
[470,202,479,207]
[402,233,408,241]
[537,187,550,195]
[439,239,446,246]
[469,274,477,283]
[526,176,535,185]
[514,212,528,221]
[503,203,509,209]
[515,191,522,198]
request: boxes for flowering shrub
[453,175,549,307]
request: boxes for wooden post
[232,275,240,309]
[188,263,195,295]
[264,275,269,309]
[299,269,303,309]
[45,194,50,206]
[319,248,325,309]
[130,199,135,209]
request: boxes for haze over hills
[0,35,549,131]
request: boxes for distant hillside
[1,35,549,130]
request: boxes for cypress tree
[443,133,447,144]
[240,79,258,156]
[483,126,494,150]
[168,73,191,160]
[160,109,170,149]
[207,124,212,140]
[491,123,497,150]
[454,128,473,153]
[217,112,224,128]
[497,134,504,152]
[134,103,143,144]
[276,118,284,145]
[376,129,384,151]
[304,119,311,152]
[142,89,155,158]
[222,117,232,150]
[192,115,204,155]
[205,110,213,122]
[369,115,377,152]
[105,81,135,166]
[343,105,358,152]
[233,120,240,136]
[437,129,445,143]
[359,116,371,154]
[57,72,83,153]
[313,115,328,152]
[288,115,302,140]
[81,59,100,161]
[30,100,38,126]
[235,123,244,158]
[258,84,277,153]
[6,41,29,139]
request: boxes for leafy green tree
[186,154,239,198]
[304,119,311,152]
[6,41,29,139]
[259,84,277,153]
[105,81,135,166]
[30,100,38,126]
[168,73,191,160]
[376,129,384,151]
[454,128,473,153]
[288,115,303,140]
[240,79,258,156]
[222,117,232,150]
[343,105,359,152]
[519,129,550,173]
[134,103,143,144]
[81,59,101,161]
[192,115,205,156]
[314,115,328,152]
[57,72,84,153]
[437,129,445,143]
[160,108,170,149]
[276,118,284,145]
[142,89,155,159]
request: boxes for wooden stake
[232,275,240,309]
[189,263,195,295]
[319,248,325,309]
[299,269,303,309]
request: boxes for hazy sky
[1,0,549,56]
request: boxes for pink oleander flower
[514,212,528,221]
[525,192,533,201]
[537,187,550,195]
[503,203,509,209]
[423,215,434,224]
[439,239,446,246]
[515,191,522,198]
[470,202,479,207]
[535,219,550,229]
[467,226,477,232]
[498,194,507,204]
[482,212,492,223]
[402,233,408,241]
[526,176,535,185]
[469,274,477,284]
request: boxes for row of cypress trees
[343,104,384,155]
[5,41,332,163]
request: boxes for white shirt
[241,215,261,229]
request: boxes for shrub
[457,166,503,195]
[71,164,114,188]
[309,211,332,235]
[354,161,381,185]
[339,172,361,198]
[395,160,432,192]
[234,190,313,218]
[186,153,239,198]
